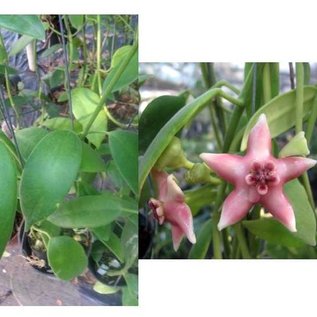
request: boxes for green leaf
[68,15,84,30]
[122,273,138,306]
[92,225,112,242]
[121,217,138,268]
[48,192,136,228]
[243,179,316,247]
[15,127,48,161]
[139,88,220,190]
[99,231,124,263]
[103,45,138,93]
[47,236,87,280]
[41,117,82,133]
[80,142,106,173]
[108,130,138,195]
[39,43,62,59]
[0,143,17,258]
[241,86,317,151]
[0,15,45,40]
[0,131,20,169]
[285,179,316,245]
[139,95,187,154]
[72,87,107,148]
[93,281,119,295]
[42,68,65,90]
[0,65,17,75]
[20,130,82,230]
[243,218,305,248]
[189,219,213,259]
[9,35,33,57]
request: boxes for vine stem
[81,38,138,139]
[234,223,251,259]
[59,15,74,130]
[295,63,304,134]
[96,15,102,95]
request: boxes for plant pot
[88,245,126,287]
[18,222,54,274]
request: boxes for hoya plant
[140,63,317,259]
[0,15,138,305]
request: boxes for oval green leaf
[103,45,138,93]
[139,95,187,154]
[0,15,45,40]
[241,86,317,151]
[80,142,106,173]
[72,87,107,148]
[47,236,87,280]
[189,219,213,259]
[0,143,17,258]
[243,179,316,247]
[108,130,138,196]
[20,130,82,230]
[139,88,220,190]
[48,192,136,228]
[15,127,48,161]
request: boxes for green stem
[262,63,272,103]
[306,92,317,145]
[81,38,138,139]
[63,16,74,70]
[295,63,304,134]
[96,15,102,95]
[208,102,223,150]
[234,223,251,259]
[212,211,222,259]
[301,173,315,209]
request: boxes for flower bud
[155,137,192,170]
[185,163,213,184]
[278,132,310,158]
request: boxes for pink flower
[200,114,316,232]
[149,169,196,251]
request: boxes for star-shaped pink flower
[149,169,196,251]
[200,114,316,232]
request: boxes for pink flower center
[245,161,280,195]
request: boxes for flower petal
[260,187,296,232]
[164,201,196,246]
[246,114,271,159]
[200,153,245,185]
[276,157,317,183]
[151,169,169,201]
[165,174,185,202]
[171,226,185,251]
[218,188,253,230]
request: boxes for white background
[1,0,317,316]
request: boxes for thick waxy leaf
[139,88,220,190]
[189,219,213,259]
[108,130,138,195]
[139,95,187,154]
[0,131,20,169]
[41,117,82,133]
[0,143,17,258]
[48,192,136,228]
[80,142,106,172]
[72,88,107,148]
[243,179,316,247]
[20,130,82,230]
[241,86,317,151]
[47,236,87,280]
[15,127,48,161]
[102,45,138,93]
[122,273,138,306]
[68,15,84,30]
[0,15,45,40]
[243,218,305,248]
[93,281,119,295]
[9,35,33,56]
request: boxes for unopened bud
[279,132,310,158]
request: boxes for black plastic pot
[18,222,54,274]
[88,245,127,287]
